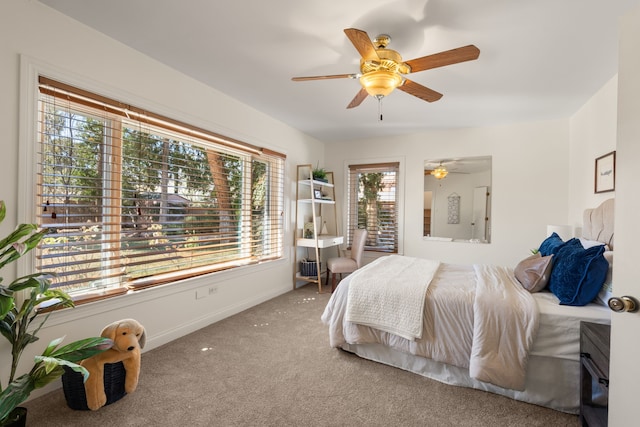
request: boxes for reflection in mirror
[424,156,492,243]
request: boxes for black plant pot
[1,407,27,427]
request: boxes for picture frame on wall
[595,150,616,193]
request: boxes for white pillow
[579,237,610,251]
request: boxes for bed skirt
[340,342,580,414]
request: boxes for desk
[296,235,343,248]
[296,235,343,292]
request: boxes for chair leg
[331,273,337,292]
[325,268,330,287]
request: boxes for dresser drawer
[580,322,611,427]
[581,322,610,380]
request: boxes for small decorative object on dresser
[580,321,610,427]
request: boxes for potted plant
[312,165,328,182]
[0,201,112,426]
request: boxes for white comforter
[321,257,540,391]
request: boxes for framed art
[595,151,616,193]
[313,189,322,199]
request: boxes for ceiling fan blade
[347,88,369,109]
[344,28,380,61]
[404,45,480,73]
[292,73,356,81]
[398,79,443,103]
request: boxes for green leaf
[0,200,5,223]
[0,223,37,249]
[50,336,113,362]
[8,273,54,292]
[0,292,13,320]
[42,336,65,356]
[0,374,35,423]
[36,288,74,308]
[30,362,65,389]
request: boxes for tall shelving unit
[293,164,342,292]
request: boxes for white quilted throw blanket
[345,255,440,340]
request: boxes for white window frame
[18,56,286,303]
[342,157,405,255]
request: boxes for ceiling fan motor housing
[359,48,411,75]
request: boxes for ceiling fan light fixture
[432,166,448,179]
[359,70,403,97]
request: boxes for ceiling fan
[425,163,451,180]
[425,157,489,179]
[292,28,480,110]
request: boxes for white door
[608,5,640,425]
[472,186,488,241]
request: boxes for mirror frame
[424,156,492,243]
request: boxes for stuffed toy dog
[81,318,146,410]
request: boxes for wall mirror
[423,156,492,243]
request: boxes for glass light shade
[359,71,403,97]
[432,167,448,179]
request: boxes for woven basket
[300,260,320,277]
[62,361,127,410]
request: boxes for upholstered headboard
[582,198,615,250]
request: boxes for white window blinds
[346,162,399,253]
[36,77,285,301]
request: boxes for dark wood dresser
[579,321,611,427]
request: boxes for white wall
[568,76,619,230]
[0,0,323,398]
[326,73,618,268]
[0,0,620,402]
[326,120,572,267]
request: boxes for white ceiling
[38,0,640,143]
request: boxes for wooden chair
[326,228,367,292]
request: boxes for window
[36,77,285,302]
[346,162,399,253]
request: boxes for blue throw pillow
[548,239,609,306]
[539,232,565,256]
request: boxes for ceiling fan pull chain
[377,94,384,122]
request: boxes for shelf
[295,273,325,283]
[298,199,335,204]
[297,235,343,248]
[299,179,334,188]
[293,164,340,293]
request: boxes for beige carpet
[24,283,578,426]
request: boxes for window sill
[41,257,288,328]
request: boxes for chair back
[351,228,367,268]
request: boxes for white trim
[42,256,288,330]
[18,55,289,162]
[17,54,291,298]
[342,156,405,255]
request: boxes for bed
[321,199,614,414]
